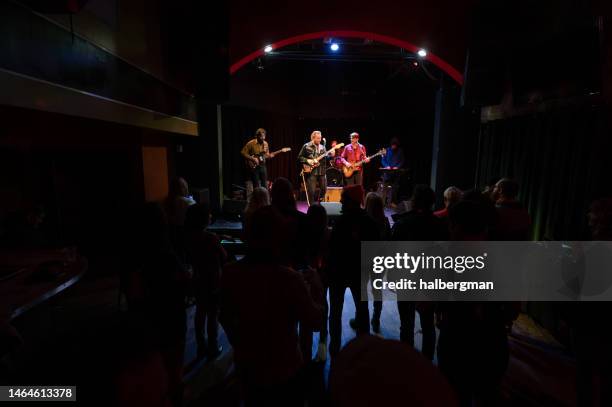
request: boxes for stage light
[330,43,340,52]
[264,45,273,53]
[417,49,427,58]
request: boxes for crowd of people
[118,175,612,407]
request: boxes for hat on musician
[350,132,360,139]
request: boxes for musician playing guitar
[298,130,337,204]
[241,128,290,191]
[340,132,368,185]
[241,128,270,189]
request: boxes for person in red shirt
[340,132,368,185]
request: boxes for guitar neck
[357,151,383,166]
[314,149,333,162]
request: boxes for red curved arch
[230,30,463,85]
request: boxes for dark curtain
[476,105,610,240]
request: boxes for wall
[43,0,170,90]
[0,105,174,260]
[142,146,169,202]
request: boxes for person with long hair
[301,203,332,362]
[271,178,308,268]
[184,203,227,360]
[363,192,390,333]
[164,177,195,260]
[328,185,379,356]
[365,192,391,240]
[244,187,270,230]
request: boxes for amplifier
[324,187,342,202]
[320,202,342,217]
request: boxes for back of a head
[245,205,288,260]
[449,200,488,240]
[270,177,296,213]
[365,192,385,220]
[169,177,188,198]
[247,187,270,211]
[307,203,328,232]
[330,335,457,407]
[411,184,435,211]
[496,178,519,201]
[341,184,364,211]
[184,203,211,231]
[444,186,463,207]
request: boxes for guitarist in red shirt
[341,132,368,185]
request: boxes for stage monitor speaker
[320,202,342,217]
[324,187,342,202]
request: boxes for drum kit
[325,154,344,187]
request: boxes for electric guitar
[246,147,291,170]
[342,148,386,178]
[302,143,344,173]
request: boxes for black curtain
[476,105,610,240]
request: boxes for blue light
[330,43,340,52]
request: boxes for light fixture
[330,42,340,52]
[417,48,427,58]
[264,45,273,53]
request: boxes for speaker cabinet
[324,187,342,202]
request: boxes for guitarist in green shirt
[241,128,270,189]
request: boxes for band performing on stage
[241,128,407,205]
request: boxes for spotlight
[264,45,273,53]
[330,43,340,52]
[417,48,427,58]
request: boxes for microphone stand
[301,169,310,207]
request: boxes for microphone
[322,138,327,145]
